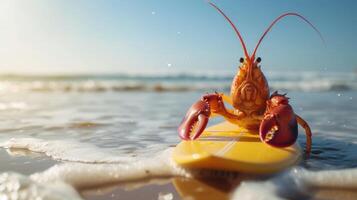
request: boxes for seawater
[0,70,356,92]
[0,73,356,199]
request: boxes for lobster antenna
[252,12,325,59]
[208,2,250,59]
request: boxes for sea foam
[0,172,82,200]
[30,148,189,189]
[0,137,190,200]
[0,138,135,163]
[1,137,357,200]
[232,167,357,200]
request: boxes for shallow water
[0,75,357,199]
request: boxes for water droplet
[337,93,341,97]
[167,63,172,67]
[349,97,353,100]
[151,11,156,15]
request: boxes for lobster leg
[296,115,312,154]
[221,93,233,106]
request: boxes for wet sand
[0,148,58,175]
[81,178,181,200]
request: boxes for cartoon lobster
[178,2,324,154]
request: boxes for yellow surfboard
[173,121,301,174]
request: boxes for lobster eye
[256,57,261,63]
[239,57,244,63]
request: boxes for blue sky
[0,0,356,74]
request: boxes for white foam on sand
[0,137,190,200]
[232,167,357,200]
[0,172,82,200]
[0,137,135,163]
[30,148,189,189]
[1,137,357,200]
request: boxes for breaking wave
[0,71,356,92]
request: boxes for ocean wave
[0,70,355,81]
[0,80,355,93]
[0,80,230,93]
[269,80,356,92]
[0,71,356,92]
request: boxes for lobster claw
[178,99,211,140]
[259,93,298,148]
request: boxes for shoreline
[1,148,357,200]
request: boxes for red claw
[178,99,210,140]
[259,92,298,147]
[178,93,223,140]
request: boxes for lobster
[178,2,322,154]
